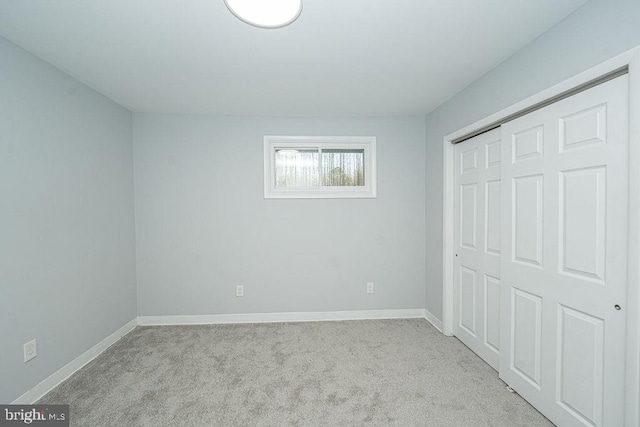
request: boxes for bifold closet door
[453,128,501,370]
[499,76,629,427]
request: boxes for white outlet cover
[236,285,244,297]
[366,282,374,293]
[24,339,37,362]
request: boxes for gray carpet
[38,319,552,426]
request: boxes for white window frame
[264,135,377,199]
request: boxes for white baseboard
[12,318,138,404]
[423,309,444,333]
[138,309,424,326]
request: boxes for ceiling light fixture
[224,0,302,29]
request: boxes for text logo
[0,406,68,426]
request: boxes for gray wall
[133,114,426,316]
[0,38,137,403]
[424,0,640,320]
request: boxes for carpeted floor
[38,319,553,426]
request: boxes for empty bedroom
[1,0,639,426]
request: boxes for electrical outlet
[366,282,374,294]
[24,339,37,363]
[236,285,244,297]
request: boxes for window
[264,136,376,198]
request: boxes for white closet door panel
[499,76,629,427]
[557,305,605,425]
[484,274,501,353]
[512,125,544,161]
[485,180,501,255]
[560,167,606,282]
[511,287,543,389]
[460,266,477,336]
[513,174,544,267]
[453,128,501,370]
[460,184,478,250]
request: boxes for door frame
[441,46,640,426]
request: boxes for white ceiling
[0,0,587,116]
